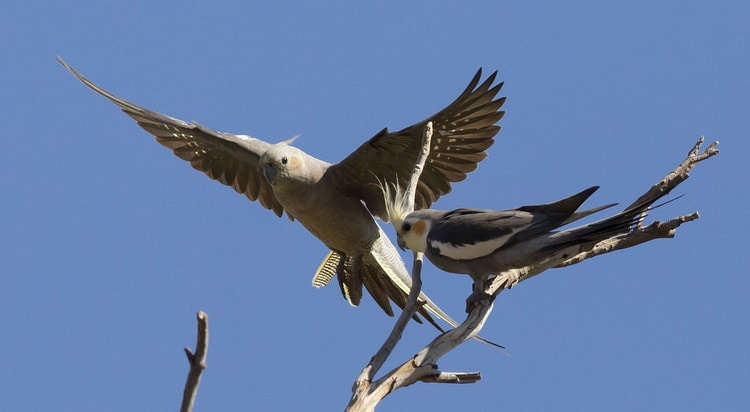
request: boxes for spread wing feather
[58,57,286,217]
[329,69,506,220]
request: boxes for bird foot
[465,290,493,313]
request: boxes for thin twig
[624,136,719,210]
[486,137,719,291]
[347,137,718,410]
[181,311,209,412]
[347,254,425,411]
[403,121,433,212]
[347,123,433,412]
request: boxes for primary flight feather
[58,57,506,341]
[384,184,674,310]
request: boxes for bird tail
[560,202,619,226]
[368,230,505,349]
[544,192,680,251]
[313,231,504,349]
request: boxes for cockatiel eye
[402,222,412,232]
[57,57,506,348]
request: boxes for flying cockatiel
[57,58,506,335]
[384,184,669,310]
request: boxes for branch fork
[181,311,209,412]
[347,131,718,411]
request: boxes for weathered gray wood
[181,311,209,412]
[347,136,718,411]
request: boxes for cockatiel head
[380,180,440,253]
[259,136,301,185]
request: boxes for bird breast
[272,179,380,254]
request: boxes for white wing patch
[430,233,514,261]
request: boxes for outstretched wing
[428,187,604,260]
[427,208,536,261]
[329,69,506,220]
[58,57,285,217]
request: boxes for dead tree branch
[348,253,426,411]
[487,136,719,290]
[347,123,433,412]
[347,136,718,410]
[181,311,209,412]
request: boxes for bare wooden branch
[486,136,719,291]
[362,121,433,378]
[404,121,433,213]
[420,371,482,384]
[181,311,209,412]
[347,136,718,410]
[348,253,425,411]
[347,278,503,411]
[624,136,719,211]
[347,123,433,412]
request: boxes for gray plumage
[58,58,506,334]
[389,186,667,302]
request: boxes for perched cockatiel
[384,185,670,310]
[58,58,506,339]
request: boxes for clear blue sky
[2,1,747,411]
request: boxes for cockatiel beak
[397,235,406,251]
[260,136,299,185]
[262,163,277,184]
[394,216,430,253]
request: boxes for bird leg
[465,277,494,313]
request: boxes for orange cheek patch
[289,156,301,170]
[412,220,427,236]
